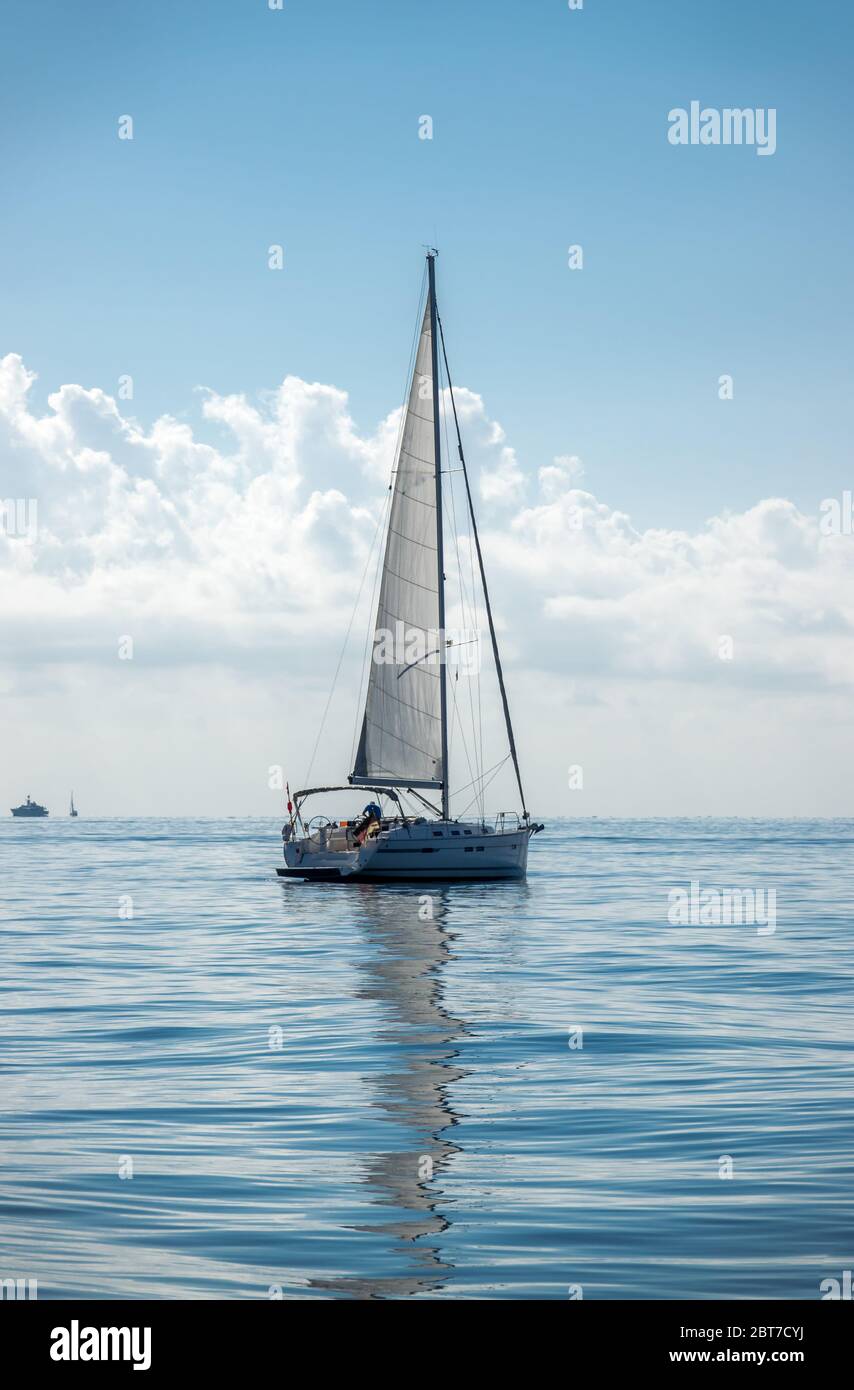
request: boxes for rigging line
[448,681,478,812]
[427,252,450,823]
[462,378,484,823]
[437,308,529,819]
[438,374,459,785]
[448,667,479,813]
[458,516,484,818]
[305,488,392,789]
[352,269,429,769]
[442,353,489,822]
[442,383,475,811]
[456,756,510,823]
[449,753,510,802]
[440,341,484,818]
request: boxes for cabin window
[432,830,443,837]
[464,847,473,853]
[464,830,472,836]
[451,830,460,837]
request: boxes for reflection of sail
[312,885,464,1297]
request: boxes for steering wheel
[306,815,333,843]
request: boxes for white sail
[352,295,443,788]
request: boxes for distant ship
[69,792,78,818]
[11,795,49,818]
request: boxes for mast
[437,311,529,821]
[427,251,450,822]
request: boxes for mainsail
[351,293,444,789]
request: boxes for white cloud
[489,490,854,691]
[2,352,853,813]
[539,454,584,497]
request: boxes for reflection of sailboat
[69,792,78,818]
[311,885,465,1297]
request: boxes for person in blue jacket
[354,802,383,844]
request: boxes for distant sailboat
[279,252,543,882]
[69,792,78,818]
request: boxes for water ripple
[1,817,852,1298]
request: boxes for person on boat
[353,802,382,845]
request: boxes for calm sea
[1,817,852,1300]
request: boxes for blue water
[1,817,852,1299]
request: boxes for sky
[1,0,853,817]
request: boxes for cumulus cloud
[488,491,854,692]
[1,350,852,705]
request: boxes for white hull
[280,819,530,881]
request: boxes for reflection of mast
[312,885,465,1298]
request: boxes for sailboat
[69,792,78,818]
[278,252,543,882]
